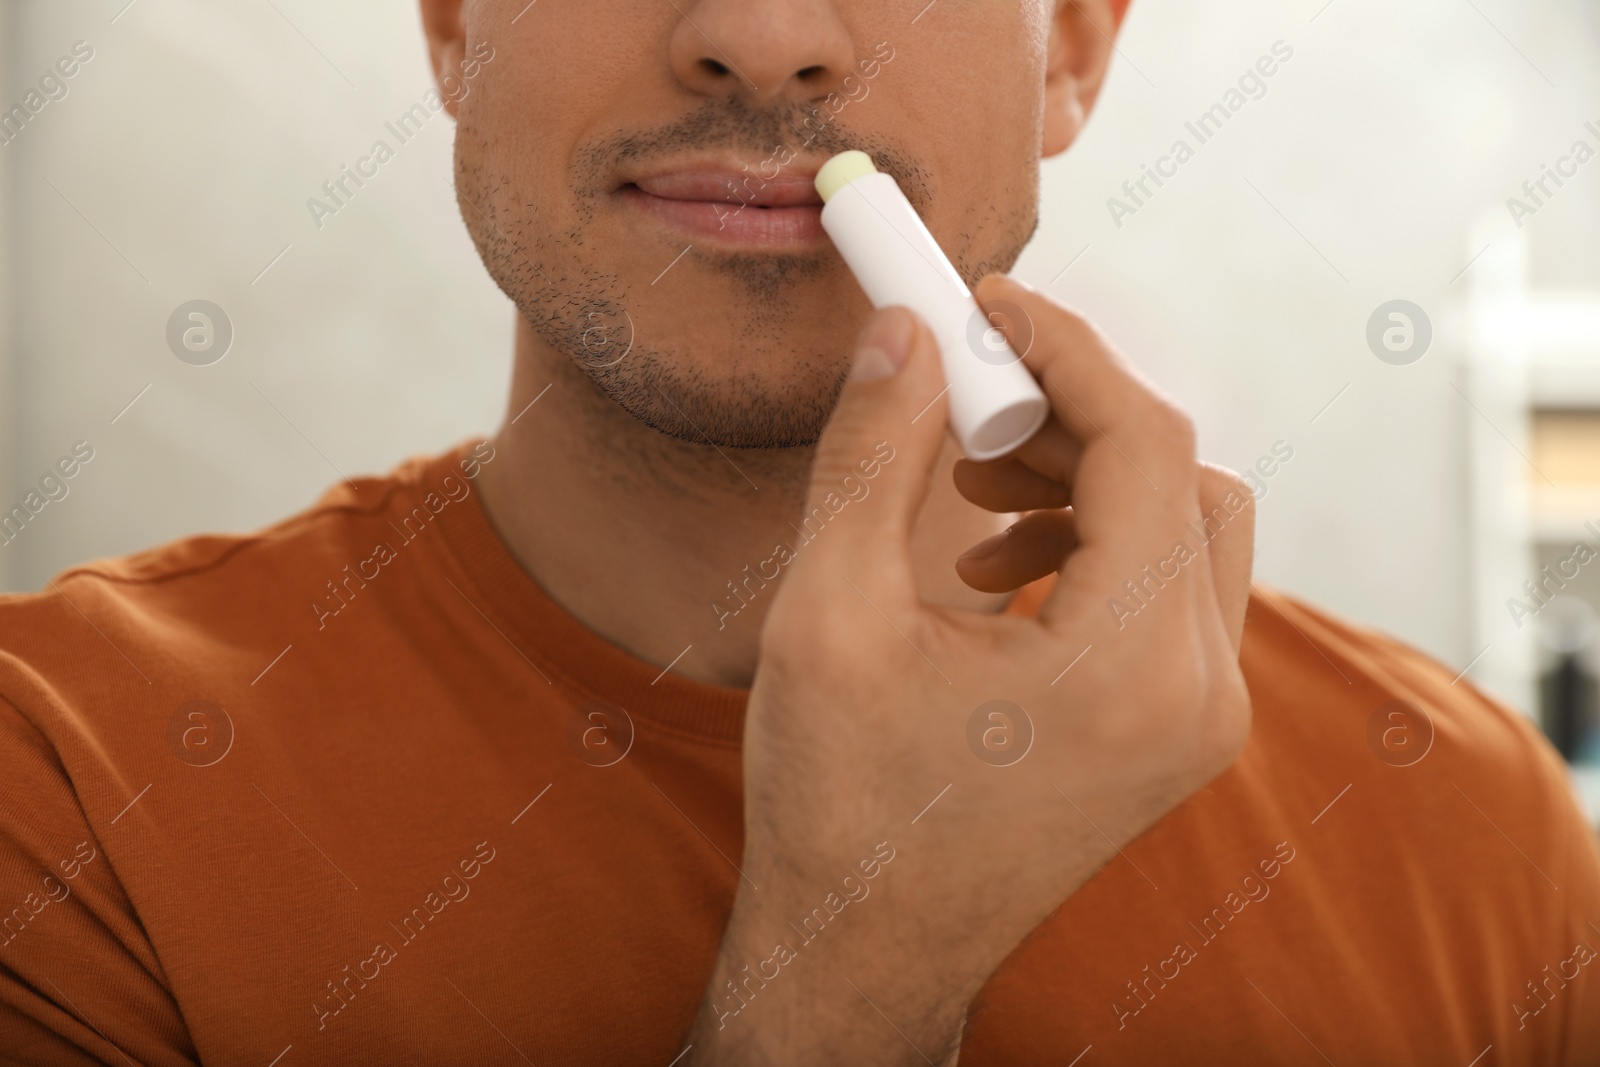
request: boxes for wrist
[685,864,980,1065]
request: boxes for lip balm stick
[815,150,1049,462]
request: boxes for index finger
[974,274,1203,629]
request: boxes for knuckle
[1047,298,1095,335]
[1144,399,1196,457]
[1200,463,1256,517]
[1205,680,1254,773]
[1017,291,1098,362]
[1146,661,1251,783]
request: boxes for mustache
[575,96,933,213]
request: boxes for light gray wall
[0,2,12,592]
[1021,0,1600,675]
[4,0,1599,697]
[2,0,510,596]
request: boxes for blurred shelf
[1530,488,1600,543]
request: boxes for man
[0,0,1595,1063]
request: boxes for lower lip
[620,186,826,247]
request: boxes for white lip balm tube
[815,150,1049,462]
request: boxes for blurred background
[3,0,1600,817]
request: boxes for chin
[585,342,849,451]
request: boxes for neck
[476,318,1011,688]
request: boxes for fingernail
[959,526,1013,561]
[850,309,914,382]
[850,346,897,383]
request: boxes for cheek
[460,4,654,199]
[879,23,1045,277]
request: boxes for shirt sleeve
[1556,799,1600,1065]
[1380,632,1600,1064]
[1542,741,1600,1064]
[0,695,197,1066]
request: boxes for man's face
[453,1,1054,449]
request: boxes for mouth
[618,162,828,249]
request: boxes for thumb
[791,306,951,593]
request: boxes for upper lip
[622,160,825,208]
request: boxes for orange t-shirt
[0,442,1596,1066]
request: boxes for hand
[685,275,1255,1065]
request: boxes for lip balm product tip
[814,150,1048,461]
[814,150,878,204]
